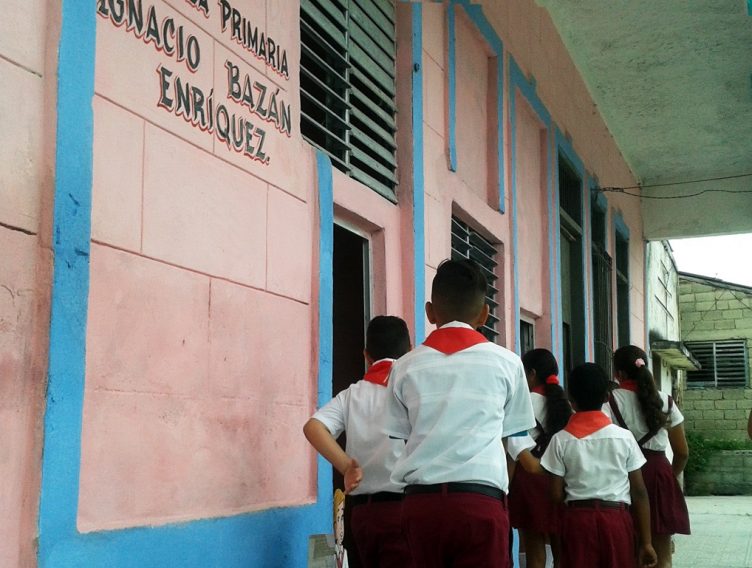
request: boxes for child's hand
[639,543,657,567]
[343,458,363,494]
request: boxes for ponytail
[522,348,573,435]
[613,345,667,432]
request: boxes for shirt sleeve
[507,433,536,461]
[502,358,536,437]
[311,390,348,439]
[540,434,565,477]
[382,367,411,440]
[666,394,684,428]
[625,435,647,472]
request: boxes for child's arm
[628,469,657,567]
[667,423,689,477]
[517,449,543,475]
[548,472,565,503]
[303,418,363,493]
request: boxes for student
[384,259,536,568]
[508,348,572,568]
[605,345,691,568]
[540,363,657,568]
[303,316,413,568]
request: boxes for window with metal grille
[686,340,749,388]
[450,217,500,342]
[520,320,534,355]
[591,194,612,374]
[615,232,629,347]
[300,0,397,200]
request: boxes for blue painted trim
[508,57,553,356]
[583,174,593,361]
[412,2,426,344]
[38,1,96,552]
[446,4,457,172]
[592,186,608,213]
[447,0,505,213]
[38,5,331,566]
[614,211,630,241]
[748,0,752,16]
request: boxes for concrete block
[722,389,746,400]
[722,309,743,319]
[703,409,724,420]
[703,311,724,321]
[724,409,747,420]
[683,389,702,400]
[715,300,729,310]
[266,188,312,303]
[715,420,738,430]
[142,125,267,287]
[694,419,715,430]
[695,292,716,302]
[746,390,752,399]
[714,320,736,330]
[693,321,716,331]
[682,312,702,322]
[91,96,143,251]
[678,292,695,303]
[695,301,714,311]
[0,59,43,233]
[85,244,210,395]
[701,389,723,400]
[715,399,738,409]
[694,400,714,410]
[0,0,46,73]
[737,399,752,410]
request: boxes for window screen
[450,217,500,343]
[615,233,629,346]
[300,0,397,200]
[686,340,749,388]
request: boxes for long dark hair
[521,348,572,434]
[613,345,667,433]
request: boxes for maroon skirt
[509,465,561,533]
[642,449,691,535]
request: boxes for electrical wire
[598,172,752,199]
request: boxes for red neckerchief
[423,326,488,355]
[532,386,546,395]
[362,360,394,387]
[564,411,612,439]
[618,380,639,392]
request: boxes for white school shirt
[507,392,547,460]
[312,358,405,496]
[540,422,646,503]
[602,389,684,452]
[384,321,536,491]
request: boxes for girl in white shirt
[508,348,572,568]
[606,345,690,568]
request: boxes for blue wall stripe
[39,0,97,551]
[412,2,427,344]
[38,3,331,566]
[446,3,457,172]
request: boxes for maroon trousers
[401,491,510,568]
[560,505,635,568]
[350,500,412,568]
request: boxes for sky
[669,234,752,288]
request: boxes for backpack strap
[607,394,628,429]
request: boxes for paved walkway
[673,496,752,567]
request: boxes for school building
[2,1,751,566]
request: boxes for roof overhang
[651,340,700,371]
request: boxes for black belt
[405,482,506,501]
[567,499,627,510]
[641,448,666,456]
[348,492,404,507]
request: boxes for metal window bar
[300,0,397,198]
[450,217,500,343]
[592,244,613,375]
[686,340,748,388]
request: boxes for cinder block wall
[682,388,752,440]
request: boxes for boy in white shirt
[304,316,412,568]
[384,259,535,568]
[540,362,657,568]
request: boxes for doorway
[332,223,371,568]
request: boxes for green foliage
[685,431,752,479]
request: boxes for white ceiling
[537,0,752,239]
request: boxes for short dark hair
[567,363,609,411]
[366,316,411,361]
[431,259,488,323]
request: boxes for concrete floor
[673,496,752,567]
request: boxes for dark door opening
[332,224,370,568]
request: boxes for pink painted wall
[0,1,58,565]
[79,0,318,531]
